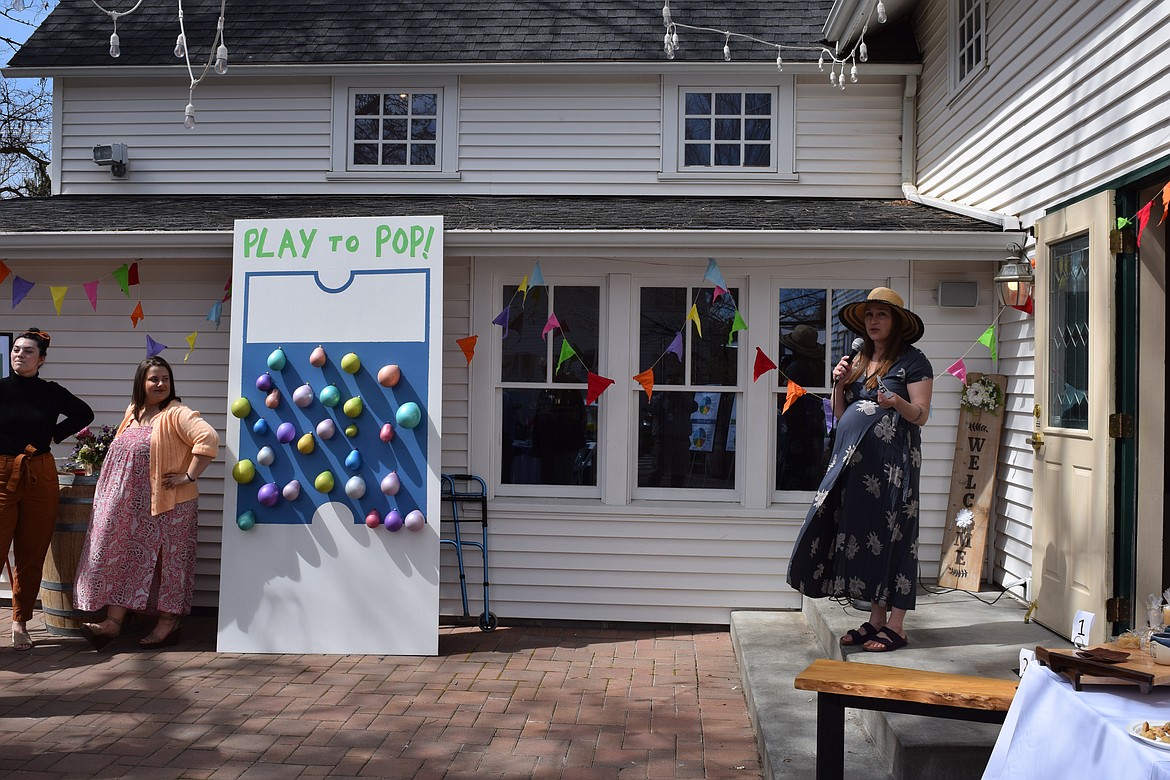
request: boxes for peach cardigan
[116,402,219,516]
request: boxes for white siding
[57,72,908,198]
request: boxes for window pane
[640,287,688,378]
[382,118,407,140]
[830,288,870,363]
[353,118,378,140]
[714,144,741,166]
[685,118,711,141]
[745,118,770,141]
[714,93,741,114]
[743,144,770,167]
[1049,235,1089,429]
[691,288,739,386]
[411,118,437,141]
[715,118,741,141]
[503,389,597,486]
[353,144,378,165]
[413,93,437,115]
[684,144,710,166]
[637,391,736,489]
[776,394,829,490]
[500,285,549,382]
[384,94,408,115]
[381,145,407,165]
[353,93,379,115]
[410,144,436,166]
[778,288,828,388]
[551,286,600,383]
[685,92,711,114]
[745,93,771,115]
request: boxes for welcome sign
[218,215,443,654]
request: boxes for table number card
[1071,611,1095,648]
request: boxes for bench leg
[815,693,845,780]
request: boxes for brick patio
[0,609,762,779]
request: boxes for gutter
[902,183,1022,232]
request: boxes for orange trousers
[0,449,60,624]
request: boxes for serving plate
[1128,720,1170,750]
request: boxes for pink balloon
[364,509,381,528]
[404,510,425,531]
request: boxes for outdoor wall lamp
[92,143,128,178]
[994,243,1034,310]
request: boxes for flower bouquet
[68,424,118,475]
[960,375,1004,414]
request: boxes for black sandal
[863,626,908,653]
[840,621,879,647]
[80,616,122,652]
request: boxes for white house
[4,0,1094,631]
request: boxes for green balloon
[236,510,256,531]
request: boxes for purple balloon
[256,372,274,392]
[384,509,404,532]
[257,482,281,507]
[276,422,296,444]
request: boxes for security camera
[92,143,128,177]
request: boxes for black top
[0,373,94,456]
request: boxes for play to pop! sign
[217,215,443,654]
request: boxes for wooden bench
[794,658,1018,780]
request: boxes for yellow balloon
[297,433,316,454]
[231,459,256,484]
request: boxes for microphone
[846,337,864,361]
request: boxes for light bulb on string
[775,50,783,72]
[850,63,858,82]
[662,1,671,27]
[214,43,229,74]
[109,31,120,58]
[818,51,825,71]
[876,1,887,24]
[723,34,731,62]
[829,70,837,86]
[183,102,196,130]
[174,33,187,58]
[671,30,678,49]
[859,41,868,62]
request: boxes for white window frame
[630,278,746,502]
[492,275,607,500]
[950,0,987,93]
[660,74,796,181]
[329,77,460,179]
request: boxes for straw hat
[779,324,825,359]
[838,287,924,344]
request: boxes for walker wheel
[479,612,498,632]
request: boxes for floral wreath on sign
[960,376,1004,414]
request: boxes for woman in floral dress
[786,288,933,652]
[75,356,218,650]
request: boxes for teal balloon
[267,347,287,371]
[319,384,342,408]
[252,418,270,435]
[345,449,362,471]
[395,402,422,429]
[236,510,256,531]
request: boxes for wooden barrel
[39,475,97,635]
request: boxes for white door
[1031,190,1115,645]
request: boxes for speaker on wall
[938,281,979,307]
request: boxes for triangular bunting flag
[541,313,560,341]
[113,264,131,297]
[665,331,684,361]
[822,398,835,433]
[685,304,702,338]
[456,335,478,364]
[128,261,140,286]
[633,368,655,400]
[727,310,747,345]
[713,285,728,300]
[585,372,615,405]
[0,260,10,285]
[1136,201,1153,248]
[1161,180,1170,224]
[491,305,511,338]
[977,325,997,360]
[12,276,34,308]
[145,335,167,357]
[945,358,968,384]
[222,275,232,302]
[555,338,577,374]
[518,274,529,302]
[184,331,197,362]
[130,301,145,328]
[1011,297,1034,315]
[206,300,223,327]
[753,347,777,382]
[50,286,67,315]
[782,380,807,414]
[84,281,99,311]
[703,257,727,289]
[530,261,545,288]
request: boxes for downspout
[898,74,1023,231]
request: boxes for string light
[660,0,886,88]
[183,99,196,130]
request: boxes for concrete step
[734,586,1071,780]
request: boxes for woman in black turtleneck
[0,328,93,651]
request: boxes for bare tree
[2,1,58,198]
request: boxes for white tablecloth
[983,662,1170,779]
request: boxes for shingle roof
[0,194,1000,234]
[8,0,918,69]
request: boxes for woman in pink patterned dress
[75,356,218,650]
